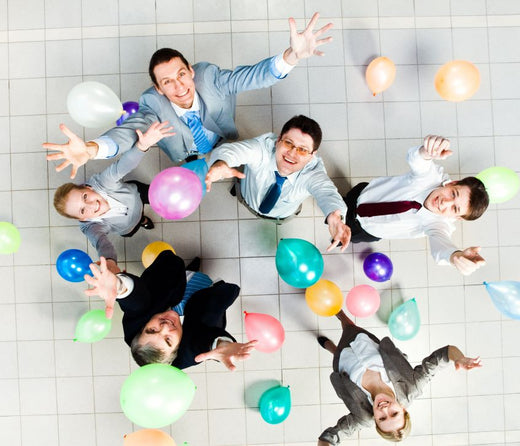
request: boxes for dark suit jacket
[319,334,450,445]
[117,250,238,369]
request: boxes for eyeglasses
[280,138,313,156]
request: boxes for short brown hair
[456,177,489,221]
[375,409,411,442]
[148,48,191,86]
[130,331,178,367]
[53,183,84,219]
[280,115,323,151]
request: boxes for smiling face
[275,128,315,177]
[138,310,183,358]
[153,57,196,109]
[423,183,471,219]
[63,186,110,221]
[373,393,406,433]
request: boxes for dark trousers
[343,182,381,244]
[122,181,150,238]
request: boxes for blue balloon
[183,158,209,197]
[484,281,520,320]
[259,386,291,424]
[388,298,421,341]
[275,238,323,288]
[56,249,93,282]
[363,252,393,282]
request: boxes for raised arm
[194,339,257,371]
[450,247,486,276]
[205,160,245,192]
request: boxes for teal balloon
[183,158,209,197]
[484,281,520,320]
[275,238,323,288]
[259,386,291,424]
[476,166,520,203]
[0,222,21,254]
[120,363,196,428]
[74,309,112,343]
[388,298,421,341]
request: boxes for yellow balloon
[124,429,176,446]
[434,60,480,102]
[365,56,396,95]
[142,241,175,268]
[305,279,343,317]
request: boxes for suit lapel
[198,95,224,137]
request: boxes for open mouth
[283,156,296,164]
[177,89,189,98]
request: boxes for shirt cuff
[92,136,119,159]
[211,336,234,351]
[270,52,294,79]
[116,273,134,299]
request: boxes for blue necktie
[259,171,287,215]
[172,272,213,315]
[184,111,212,154]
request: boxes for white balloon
[67,81,123,128]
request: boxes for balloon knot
[373,92,376,96]
[73,338,77,342]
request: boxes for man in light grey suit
[45,12,334,178]
[317,310,482,444]
[53,122,173,273]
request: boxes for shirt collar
[170,93,200,118]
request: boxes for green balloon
[259,385,291,424]
[388,298,421,341]
[74,309,112,343]
[275,238,324,288]
[120,363,196,428]
[476,166,520,203]
[0,222,21,254]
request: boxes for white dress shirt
[357,145,457,265]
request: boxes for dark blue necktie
[184,111,212,154]
[259,171,287,215]
[171,272,213,315]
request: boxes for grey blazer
[79,147,146,261]
[319,336,449,445]
[102,56,286,162]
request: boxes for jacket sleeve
[319,414,366,445]
[80,221,117,261]
[95,146,147,189]
[200,56,285,98]
[412,345,450,390]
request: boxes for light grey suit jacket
[80,147,146,261]
[319,336,450,445]
[101,56,285,162]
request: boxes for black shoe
[317,336,330,349]
[229,184,237,197]
[140,216,154,230]
[185,155,198,163]
[186,256,201,272]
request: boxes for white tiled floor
[1,1,520,445]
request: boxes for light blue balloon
[275,238,323,288]
[388,298,421,341]
[259,385,291,424]
[183,158,209,197]
[484,281,520,320]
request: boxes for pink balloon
[346,285,381,318]
[244,312,285,353]
[149,167,202,220]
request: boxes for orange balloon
[365,56,396,95]
[141,241,175,268]
[305,279,343,317]
[434,60,480,102]
[124,429,176,446]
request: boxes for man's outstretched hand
[44,124,98,179]
[84,257,119,319]
[205,160,245,192]
[194,340,258,371]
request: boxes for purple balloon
[116,101,139,126]
[148,167,202,220]
[363,252,393,282]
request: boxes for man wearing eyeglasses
[205,115,350,252]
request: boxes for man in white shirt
[205,115,350,252]
[44,12,334,177]
[343,135,489,275]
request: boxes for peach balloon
[434,60,480,102]
[124,429,176,446]
[142,241,175,268]
[346,285,380,318]
[365,56,396,96]
[305,279,343,317]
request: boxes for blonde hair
[53,183,84,219]
[375,409,411,442]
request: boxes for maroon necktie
[356,200,422,217]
